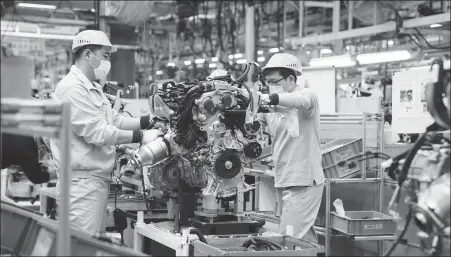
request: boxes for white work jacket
[50,65,124,180]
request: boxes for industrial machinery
[121,62,267,235]
[339,58,450,257]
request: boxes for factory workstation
[1,0,451,256]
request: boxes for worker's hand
[258,92,270,105]
[141,129,163,145]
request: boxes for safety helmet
[262,53,302,76]
[71,30,117,53]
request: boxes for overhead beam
[290,12,451,45]
[304,1,334,8]
[2,13,92,26]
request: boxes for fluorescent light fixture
[320,48,332,54]
[184,61,192,65]
[345,46,350,51]
[430,23,442,28]
[234,53,243,59]
[209,63,217,68]
[302,44,306,47]
[356,50,412,65]
[236,59,247,64]
[228,55,234,59]
[167,62,175,67]
[195,58,205,64]
[257,57,265,62]
[156,71,163,75]
[306,51,311,55]
[211,57,218,62]
[309,55,356,68]
[387,40,394,46]
[269,48,279,53]
[0,31,75,40]
[17,3,56,9]
[257,50,264,55]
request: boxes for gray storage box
[321,138,363,178]
[192,235,324,256]
[331,211,395,236]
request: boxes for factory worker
[257,53,324,243]
[50,30,161,235]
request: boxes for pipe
[245,4,256,85]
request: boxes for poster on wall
[392,66,438,137]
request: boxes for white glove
[142,129,163,145]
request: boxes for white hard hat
[71,30,117,53]
[262,53,302,76]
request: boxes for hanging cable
[413,28,450,50]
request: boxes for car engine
[124,62,264,198]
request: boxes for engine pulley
[244,142,263,159]
[214,151,242,179]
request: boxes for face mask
[88,51,111,85]
[269,85,285,94]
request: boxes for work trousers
[56,176,110,235]
[275,183,324,243]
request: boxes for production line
[1,1,451,256]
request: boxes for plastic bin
[330,211,395,236]
[321,139,363,178]
[192,235,324,256]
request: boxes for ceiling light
[156,70,163,75]
[184,61,192,65]
[211,57,218,62]
[228,55,234,59]
[0,31,74,40]
[345,46,350,51]
[236,59,247,64]
[257,57,265,62]
[17,3,56,9]
[167,62,175,67]
[320,48,332,54]
[387,40,394,46]
[302,44,306,47]
[257,50,264,55]
[209,63,217,68]
[234,53,243,59]
[309,55,356,68]
[269,48,279,53]
[430,23,442,28]
[195,58,205,64]
[356,50,412,65]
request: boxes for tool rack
[314,113,396,256]
[1,98,72,256]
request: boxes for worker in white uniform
[50,30,160,235]
[257,53,325,242]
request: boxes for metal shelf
[1,98,72,256]
[323,112,389,256]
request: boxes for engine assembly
[124,62,264,199]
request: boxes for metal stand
[1,98,72,256]
[319,113,395,256]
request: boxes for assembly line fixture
[1,98,72,256]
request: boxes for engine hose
[383,205,413,256]
[236,63,250,82]
[398,133,428,187]
[242,237,284,251]
[240,82,254,113]
[139,167,150,210]
[189,227,207,243]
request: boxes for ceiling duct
[105,1,155,26]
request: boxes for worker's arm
[63,87,142,146]
[267,90,318,117]
[112,110,160,131]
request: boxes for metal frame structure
[290,10,451,46]
[1,98,72,256]
[133,211,192,256]
[317,113,396,256]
